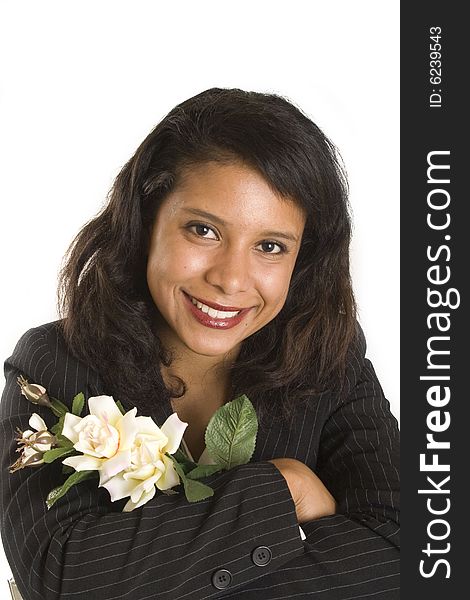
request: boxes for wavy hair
[57,87,358,425]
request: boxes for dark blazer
[0,321,400,599]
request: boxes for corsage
[9,376,258,512]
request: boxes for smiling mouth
[188,295,242,319]
[181,291,254,329]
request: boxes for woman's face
[146,160,306,360]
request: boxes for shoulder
[8,318,62,355]
[4,320,103,411]
[329,319,368,408]
[345,319,367,384]
[5,321,62,380]
[6,320,75,381]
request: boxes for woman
[0,88,399,599]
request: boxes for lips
[185,292,244,312]
[182,291,252,330]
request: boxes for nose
[204,245,252,295]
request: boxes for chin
[182,333,241,358]
[187,342,237,358]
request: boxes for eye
[257,240,286,255]
[187,223,219,239]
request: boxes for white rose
[100,412,188,512]
[62,395,139,481]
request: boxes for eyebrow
[182,208,300,242]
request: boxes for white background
[0,0,399,592]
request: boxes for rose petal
[29,413,48,432]
[134,416,168,440]
[116,407,138,450]
[100,449,132,481]
[123,486,156,512]
[161,412,188,454]
[62,454,103,471]
[126,463,155,481]
[62,413,83,444]
[100,472,139,502]
[73,416,119,457]
[129,473,160,502]
[88,395,123,426]
[156,454,180,490]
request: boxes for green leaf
[169,449,198,474]
[173,447,191,463]
[62,465,75,475]
[166,454,214,501]
[49,397,69,418]
[115,400,126,415]
[43,447,77,463]
[205,394,258,470]
[168,454,188,481]
[182,477,214,502]
[72,392,85,416]
[55,433,74,448]
[46,470,96,509]
[186,463,223,479]
[50,413,66,436]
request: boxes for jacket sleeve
[0,326,305,600]
[222,338,400,598]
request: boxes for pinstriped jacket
[0,321,400,599]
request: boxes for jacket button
[211,568,232,589]
[251,545,272,566]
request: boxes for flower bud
[9,449,45,472]
[8,418,56,473]
[17,375,52,408]
[33,431,57,446]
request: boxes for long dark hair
[57,87,357,424]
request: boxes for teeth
[190,296,240,319]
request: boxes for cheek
[147,242,209,284]
[256,266,293,311]
[170,247,209,279]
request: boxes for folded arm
[1,326,307,600]
[225,357,400,598]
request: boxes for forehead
[159,161,306,231]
